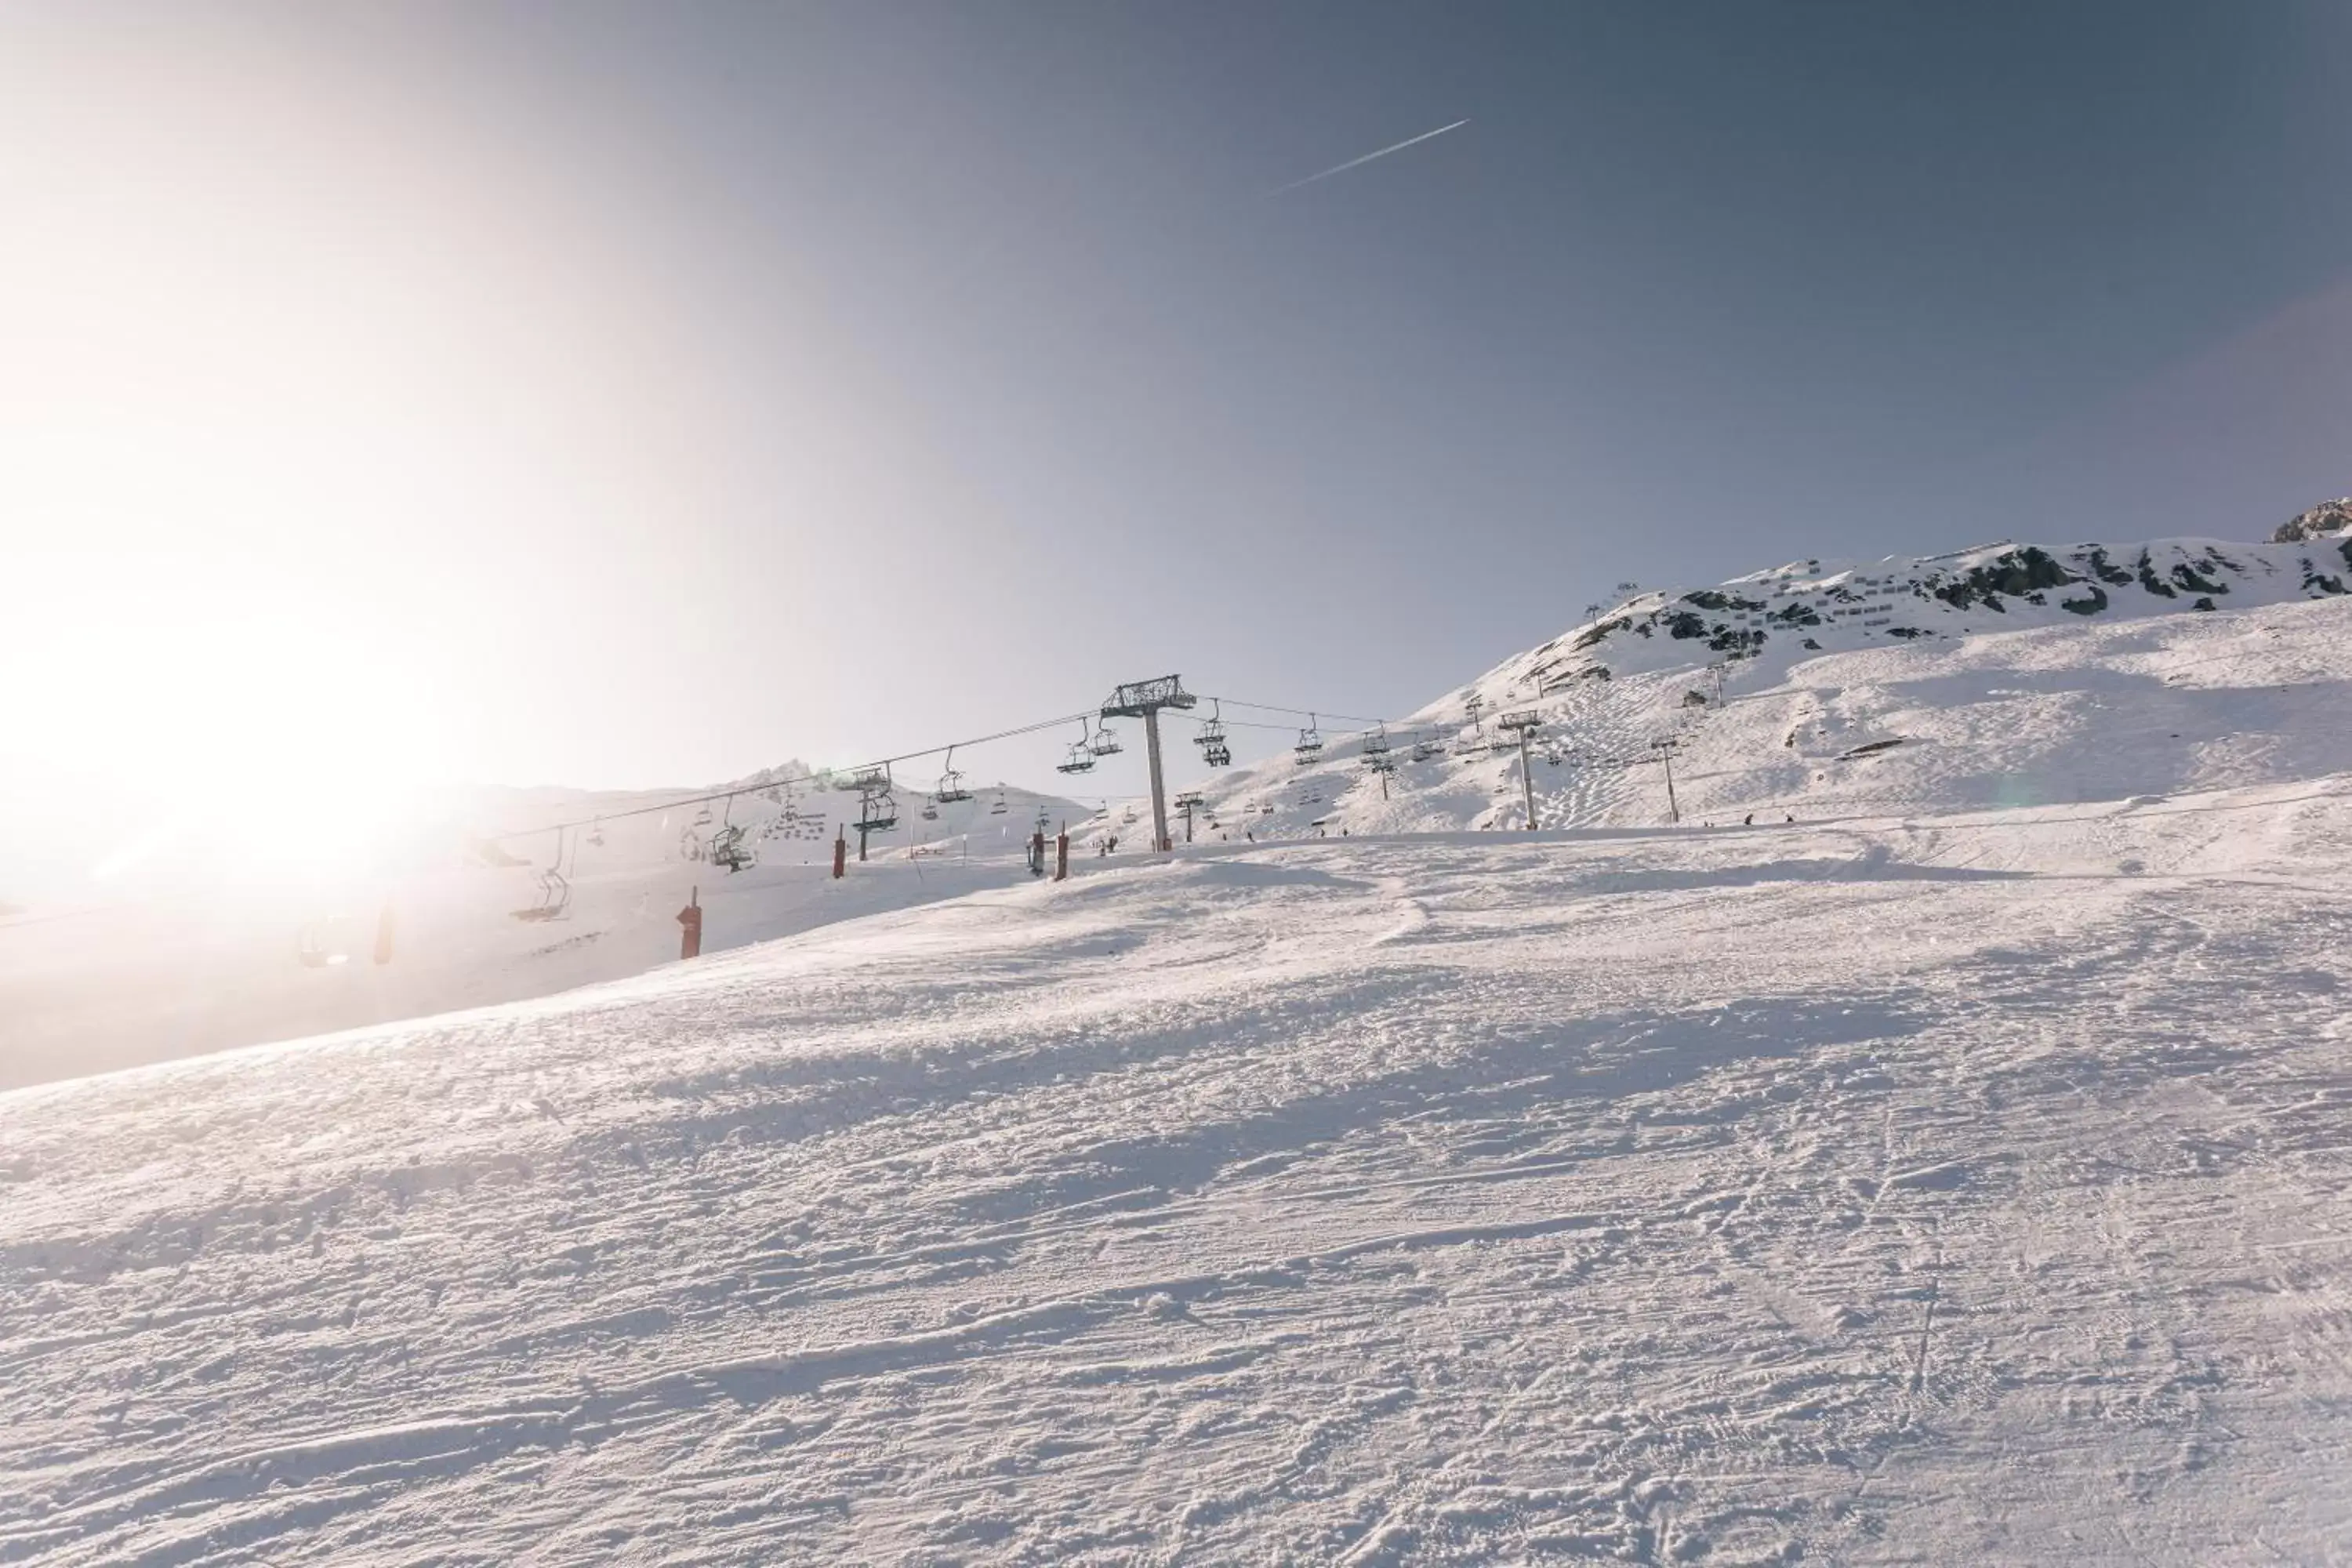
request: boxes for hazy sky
[8,0,2352,821]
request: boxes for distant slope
[1160,527,2352,844]
[1,768,1087,1090]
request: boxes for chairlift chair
[709,824,754,872]
[1089,724,1124,758]
[1294,715,1323,764]
[512,829,573,920]
[1195,702,1232,768]
[935,748,974,804]
[990,788,1008,815]
[1058,720,1099,775]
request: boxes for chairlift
[1090,724,1124,758]
[1294,715,1323,764]
[1195,701,1232,768]
[1057,720,1099,775]
[586,818,605,848]
[935,747,974,804]
[990,787,1009,816]
[1362,726,1391,756]
[1410,739,1442,762]
[921,799,940,821]
[705,799,753,872]
[710,824,754,872]
[692,803,714,827]
[856,793,898,836]
[512,828,573,921]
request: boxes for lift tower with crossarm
[1497,709,1544,831]
[1101,675,1197,854]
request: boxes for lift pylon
[1101,675,1196,853]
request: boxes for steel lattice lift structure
[1100,674,1196,853]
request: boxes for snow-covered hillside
[5,779,2350,1563]
[1161,530,2352,844]
[1,771,1083,1090]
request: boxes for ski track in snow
[5,781,2352,1564]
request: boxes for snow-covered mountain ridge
[1164,523,2352,844]
[1486,532,2348,698]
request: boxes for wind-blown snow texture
[5,533,2352,1563]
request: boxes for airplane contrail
[1269,118,1469,196]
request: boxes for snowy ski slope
[4,782,2349,1563]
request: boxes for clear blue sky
[7,0,2352,814]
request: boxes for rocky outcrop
[2274,499,2352,543]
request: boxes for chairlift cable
[481,707,1097,844]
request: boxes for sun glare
[10,557,455,896]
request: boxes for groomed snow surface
[6,593,2352,1563]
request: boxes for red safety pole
[832,830,847,880]
[677,885,702,960]
[1054,829,1069,882]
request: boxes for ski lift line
[1200,695,1394,729]
[1211,716,1365,736]
[479,708,1098,844]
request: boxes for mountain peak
[2274,498,2352,543]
